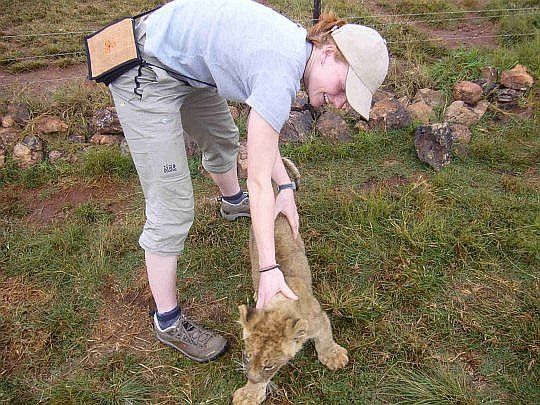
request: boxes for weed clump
[80,147,135,180]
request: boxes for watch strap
[277,181,297,192]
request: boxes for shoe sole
[156,334,229,363]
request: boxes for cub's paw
[318,344,349,370]
[232,384,266,405]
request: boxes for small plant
[80,146,136,180]
[0,159,59,189]
[428,49,488,94]
[377,364,491,404]
[73,200,112,224]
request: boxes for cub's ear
[238,304,256,326]
[285,318,309,342]
[238,304,257,339]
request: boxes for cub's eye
[263,364,276,371]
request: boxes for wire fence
[1,8,537,43]
[0,6,536,40]
[0,6,538,86]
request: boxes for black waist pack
[84,8,160,86]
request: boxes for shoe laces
[171,315,213,347]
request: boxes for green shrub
[81,146,136,180]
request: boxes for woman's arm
[271,151,299,239]
[247,109,298,308]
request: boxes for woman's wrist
[259,264,280,273]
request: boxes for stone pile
[0,64,534,172]
[413,64,534,171]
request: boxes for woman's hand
[256,268,298,309]
[274,188,299,239]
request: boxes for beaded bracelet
[259,264,280,273]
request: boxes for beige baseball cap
[331,24,389,120]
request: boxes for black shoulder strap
[133,4,163,20]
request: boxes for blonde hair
[306,12,347,61]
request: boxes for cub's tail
[281,157,300,191]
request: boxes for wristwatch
[277,181,298,192]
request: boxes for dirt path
[0,64,88,94]
[362,0,498,48]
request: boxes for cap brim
[345,67,372,120]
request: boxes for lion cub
[233,206,349,403]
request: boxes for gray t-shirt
[145,0,311,133]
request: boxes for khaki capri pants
[109,63,239,255]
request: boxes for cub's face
[238,305,308,384]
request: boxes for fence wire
[0,6,538,86]
[0,75,87,84]
[0,6,537,40]
[385,32,536,44]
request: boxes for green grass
[80,146,136,180]
[0,0,164,71]
[377,0,458,29]
[1,0,539,403]
[3,114,538,403]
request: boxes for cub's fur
[233,160,348,405]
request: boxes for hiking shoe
[219,192,250,221]
[154,313,228,363]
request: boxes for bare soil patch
[362,0,499,48]
[0,275,53,374]
[358,174,410,192]
[0,64,90,94]
[86,270,157,365]
[19,179,138,226]
[418,18,498,49]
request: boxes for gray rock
[473,79,497,97]
[280,110,314,144]
[316,111,352,143]
[90,107,123,135]
[6,103,31,127]
[13,135,45,169]
[480,66,498,83]
[413,88,446,109]
[414,122,474,170]
[36,116,69,135]
[495,88,522,107]
[48,150,69,163]
[90,134,124,145]
[449,124,471,158]
[407,101,433,124]
[0,126,22,150]
[67,133,86,144]
[500,64,534,91]
[369,98,412,129]
[444,100,489,126]
[453,81,483,105]
[414,123,453,171]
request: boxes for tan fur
[233,160,348,404]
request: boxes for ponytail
[306,12,347,61]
